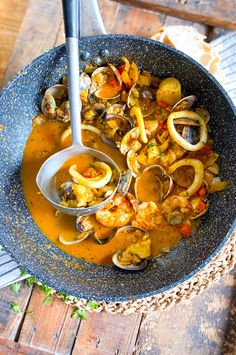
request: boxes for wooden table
[0,1,235,354]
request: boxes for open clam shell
[91,64,122,100]
[56,101,70,122]
[41,84,68,118]
[195,107,210,124]
[106,114,133,135]
[100,113,133,149]
[101,104,125,117]
[58,231,91,245]
[127,83,156,117]
[127,150,143,177]
[190,197,209,219]
[112,252,147,271]
[112,225,149,271]
[117,170,133,197]
[76,215,116,245]
[80,72,92,92]
[135,165,173,204]
[76,215,94,233]
[120,127,142,155]
[171,95,197,112]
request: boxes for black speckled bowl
[0,35,235,302]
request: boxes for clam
[56,101,70,122]
[58,232,91,245]
[106,114,133,135]
[127,150,143,177]
[117,169,132,197]
[58,181,75,202]
[190,197,209,219]
[112,226,149,271]
[195,107,210,124]
[76,215,94,233]
[112,252,147,271]
[91,64,122,100]
[135,165,173,204]
[127,83,156,117]
[80,72,92,92]
[101,104,125,117]
[100,113,133,149]
[171,95,197,112]
[41,84,68,118]
[120,127,142,155]
[76,215,116,245]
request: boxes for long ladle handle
[62,0,83,147]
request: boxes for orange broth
[22,120,181,265]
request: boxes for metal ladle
[36,0,129,216]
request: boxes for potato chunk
[157,77,181,106]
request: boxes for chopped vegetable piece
[178,223,192,237]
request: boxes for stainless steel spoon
[36,0,127,216]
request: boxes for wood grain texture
[100,0,207,37]
[114,0,236,30]
[0,0,28,86]
[0,337,50,355]
[3,0,63,84]
[135,271,236,355]
[0,283,32,340]
[18,287,80,355]
[73,312,142,354]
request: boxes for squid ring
[167,110,208,151]
[168,159,204,197]
[69,162,112,189]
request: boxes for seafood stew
[22,56,228,270]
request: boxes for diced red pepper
[197,186,207,197]
[178,223,192,237]
[108,78,121,89]
[198,200,207,213]
[158,120,168,131]
[82,167,95,178]
[117,63,125,74]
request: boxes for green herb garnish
[20,268,28,277]
[87,301,98,310]
[10,302,21,313]
[89,163,95,168]
[71,308,87,320]
[43,294,53,305]
[25,276,39,287]
[10,282,21,295]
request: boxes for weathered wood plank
[3,0,63,84]
[0,337,50,355]
[18,287,80,355]
[134,271,236,355]
[0,0,28,86]
[100,0,207,37]
[109,2,165,36]
[114,0,236,30]
[73,312,142,354]
[99,0,120,33]
[0,283,32,340]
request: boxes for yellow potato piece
[156,77,181,106]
